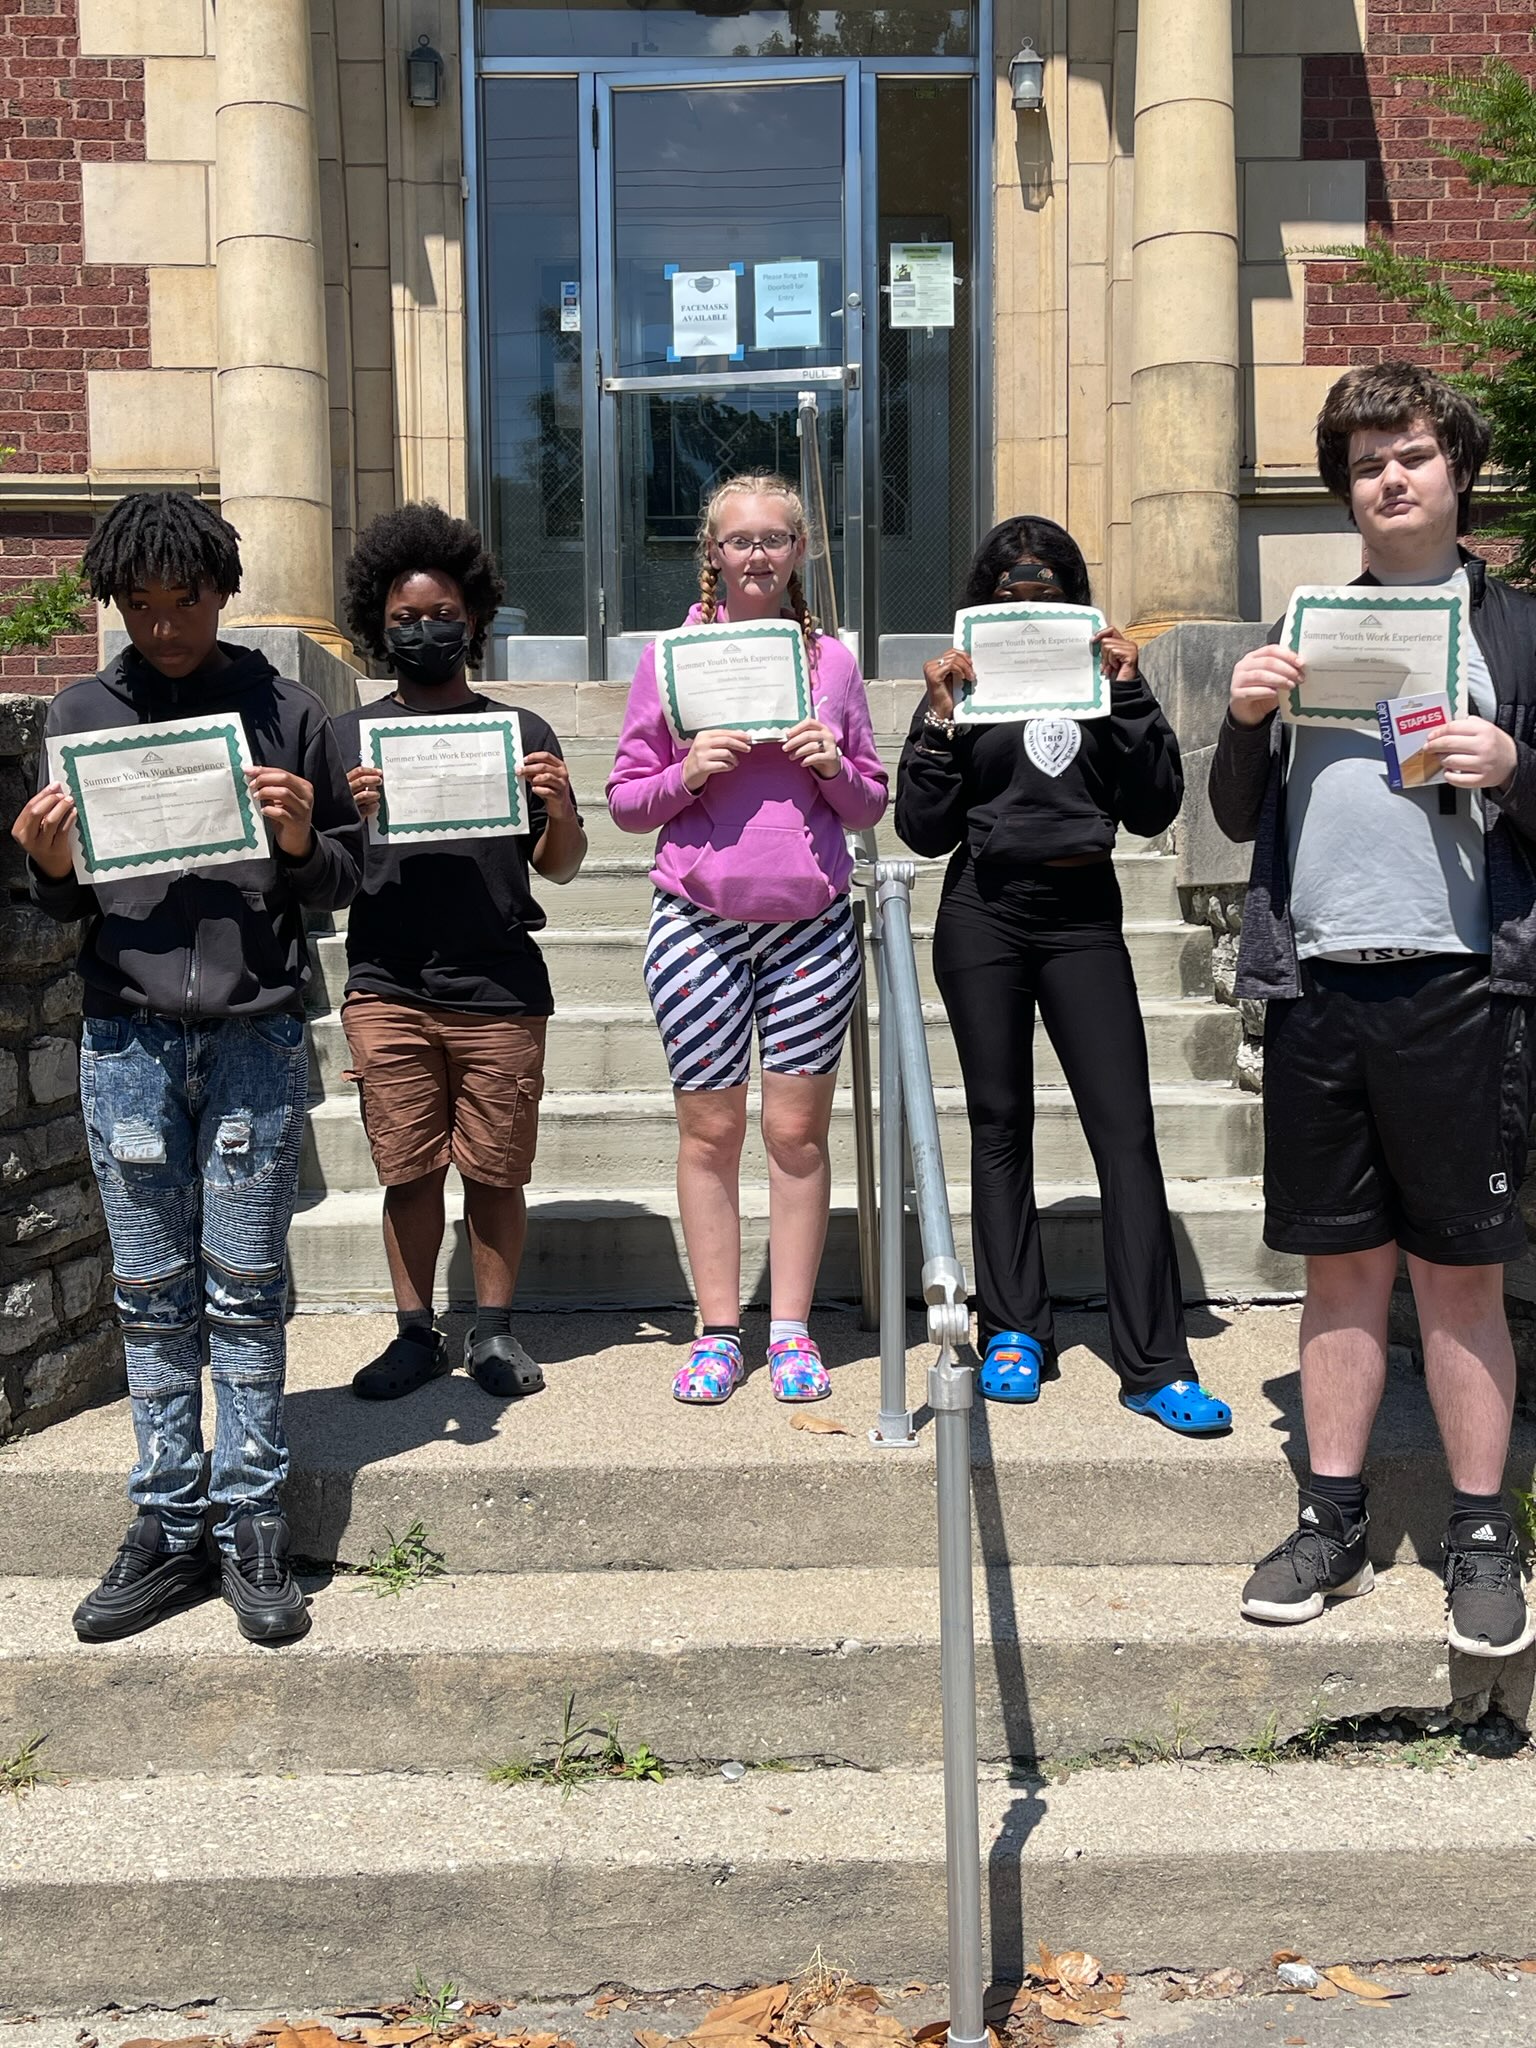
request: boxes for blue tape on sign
[730,261,744,275]
[663,263,679,278]
[730,346,744,361]
[666,346,680,362]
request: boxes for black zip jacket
[1209,552,1536,1001]
[29,643,363,1019]
[894,673,1184,866]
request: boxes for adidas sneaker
[1443,1509,1536,1658]
[1240,1486,1374,1625]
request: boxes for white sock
[770,1318,809,1346]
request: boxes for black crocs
[352,1328,450,1401]
[465,1330,545,1399]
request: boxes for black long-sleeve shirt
[894,674,1183,867]
[30,643,362,1019]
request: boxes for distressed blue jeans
[79,1012,309,1554]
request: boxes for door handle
[846,364,861,391]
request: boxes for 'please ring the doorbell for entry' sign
[667,263,744,360]
[753,261,821,351]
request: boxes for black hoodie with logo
[29,643,363,1019]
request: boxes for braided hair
[343,500,505,666]
[696,472,821,665]
[81,490,242,604]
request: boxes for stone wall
[0,693,118,1438]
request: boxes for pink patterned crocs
[672,1334,744,1406]
[767,1334,831,1403]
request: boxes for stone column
[1128,0,1241,632]
[215,0,340,641]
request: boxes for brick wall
[1302,2,1536,366]
[0,0,146,691]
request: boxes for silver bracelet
[923,707,957,741]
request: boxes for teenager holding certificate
[11,492,362,1644]
[333,505,586,1403]
[1212,362,1536,1657]
[896,516,1231,1435]
[607,473,887,1405]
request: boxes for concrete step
[7,1307,1527,1578]
[285,1174,1293,1309]
[300,1081,1261,1193]
[7,1756,1536,2006]
[0,1562,1460,1780]
[306,920,1215,1012]
[313,851,1185,932]
[305,996,1241,1096]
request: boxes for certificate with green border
[362,711,526,844]
[656,620,811,743]
[47,714,260,883]
[1280,585,1466,727]
[952,603,1110,723]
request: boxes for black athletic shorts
[1262,955,1535,1265]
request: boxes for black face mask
[384,618,469,687]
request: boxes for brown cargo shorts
[341,994,547,1189]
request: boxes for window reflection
[480,0,970,60]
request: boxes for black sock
[397,1309,433,1343]
[702,1322,741,1347]
[1451,1488,1504,1520]
[475,1305,513,1343]
[1307,1472,1367,1524]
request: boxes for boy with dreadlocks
[332,504,585,1402]
[11,490,362,1645]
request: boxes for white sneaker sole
[1241,1560,1375,1626]
[1447,1609,1536,1658]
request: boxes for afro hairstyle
[343,501,506,666]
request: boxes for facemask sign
[384,618,469,688]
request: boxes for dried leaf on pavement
[1308,1982,1339,2002]
[1320,1967,1406,2003]
[789,1414,851,1436]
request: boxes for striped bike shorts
[642,889,863,1091]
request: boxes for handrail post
[929,1330,986,2048]
[848,891,880,1330]
[872,892,916,1446]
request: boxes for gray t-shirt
[1286,566,1495,962]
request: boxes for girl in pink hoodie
[607,472,888,1405]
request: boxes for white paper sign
[655,621,812,743]
[48,713,262,884]
[754,260,820,350]
[559,281,581,333]
[952,604,1110,723]
[1279,585,1467,728]
[670,268,739,358]
[889,242,955,329]
[361,711,527,845]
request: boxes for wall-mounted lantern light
[407,35,444,108]
[1009,38,1045,114]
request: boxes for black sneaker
[1240,1487,1374,1625]
[465,1329,545,1399]
[1443,1510,1536,1658]
[72,1511,215,1642]
[221,1512,310,1643]
[352,1327,449,1401]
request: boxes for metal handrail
[797,382,984,2048]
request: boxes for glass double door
[480,65,975,679]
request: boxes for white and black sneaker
[72,1511,216,1642]
[221,1511,310,1643]
[1443,1510,1536,1658]
[1241,1487,1374,1625]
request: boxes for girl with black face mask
[331,504,588,1407]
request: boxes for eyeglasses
[717,530,797,556]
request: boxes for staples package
[1376,690,1452,791]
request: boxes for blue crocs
[979,1330,1044,1405]
[1120,1377,1232,1437]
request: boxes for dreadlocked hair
[343,500,506,666]
[696,472,821,666]
[82,491,243,604]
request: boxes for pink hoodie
[606,606,889,925]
